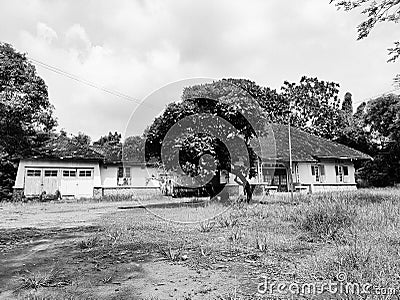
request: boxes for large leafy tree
[330,0,400,62]
[145,79,273,202]
[122,135,145,163]
[280,76,342,140]
[144,77,352,200]
[0,43,56,200]
[358,94,400,186]
[72,132,91,146]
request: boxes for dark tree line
[1,42,399,200]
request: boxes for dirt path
[0,199,307,299]
[0,199,242,299]
[0,197,202,229]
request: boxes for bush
[294,193,356,241]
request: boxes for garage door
[43,169,59,194]
[25,169,42,196]
[24,167,94,198]
[60,169,78,196]
[76,169,94,197]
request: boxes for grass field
[1,189,400,299]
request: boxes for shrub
[198,220,215,233]
[294,193,356,241]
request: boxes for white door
[76,169,94,197]
[60,169,78,196]
[42,169,60,194]
[24,169,42,196]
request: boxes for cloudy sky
[1,0,398,140]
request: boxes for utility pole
[288,102,294,201]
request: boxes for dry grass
[4,188,400,299]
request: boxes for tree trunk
[232,170,253,203]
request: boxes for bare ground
[2,191,397,299]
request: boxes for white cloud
[37,22,58,44]
[0,0,398,140]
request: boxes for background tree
[342,92,353,115]
[123,135,145,163]
[330,0,400,62]
[334,96,375,180]
[358,94,400,186]
[93,131,123,162]
[72,132,91,146]
[0,43,56,200]
[280,76,342,140]
[93,131,121,146]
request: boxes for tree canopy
[144,79,276,201]
[144,77,347,201]
[0,43,56,199]
[357,94,400,186]
[330,0,400,62]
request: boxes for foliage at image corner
[330,0,400,63]
[0,42,57,200]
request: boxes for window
[125,167,131,178]
[311,165,320,182]
[343,166,349,176]
[63,170,76,177]
[335,165,351,183]
[220,170,229,184]
[44,170,58,177]
[319,165,325,183]
[27,169,41,177]
[79,170,92,177]
[343,166,349,183]
[335,165,343,182]
[117,167,131,185]
[118,167,124,178]
[295,164,300,183]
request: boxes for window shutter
[320,165,325,176]
[118,167,123,178]
[343,166,349,176]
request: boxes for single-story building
[12,124,372,200]
[12,136,162,200]
[220,124,372,194]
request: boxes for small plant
[336,230,372,270]
[158,242,186,262]
[198,220,215,233]
[104,225,133,246]
[199,246,212,257]
[254,234,268,252]
[16,269,70,290]
[228,228,242,243]
[77,236,101,250]
[218,214,239,228]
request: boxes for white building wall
[14,159,100,188]
[100,166,118,187]
[100,165,160,187]
[297,160,356,185]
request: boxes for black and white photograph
[0,0,400,299]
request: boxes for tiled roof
[31,136,104,161]
[261,124,372,162]
[90,144,122,164]
[29,124,371,163]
